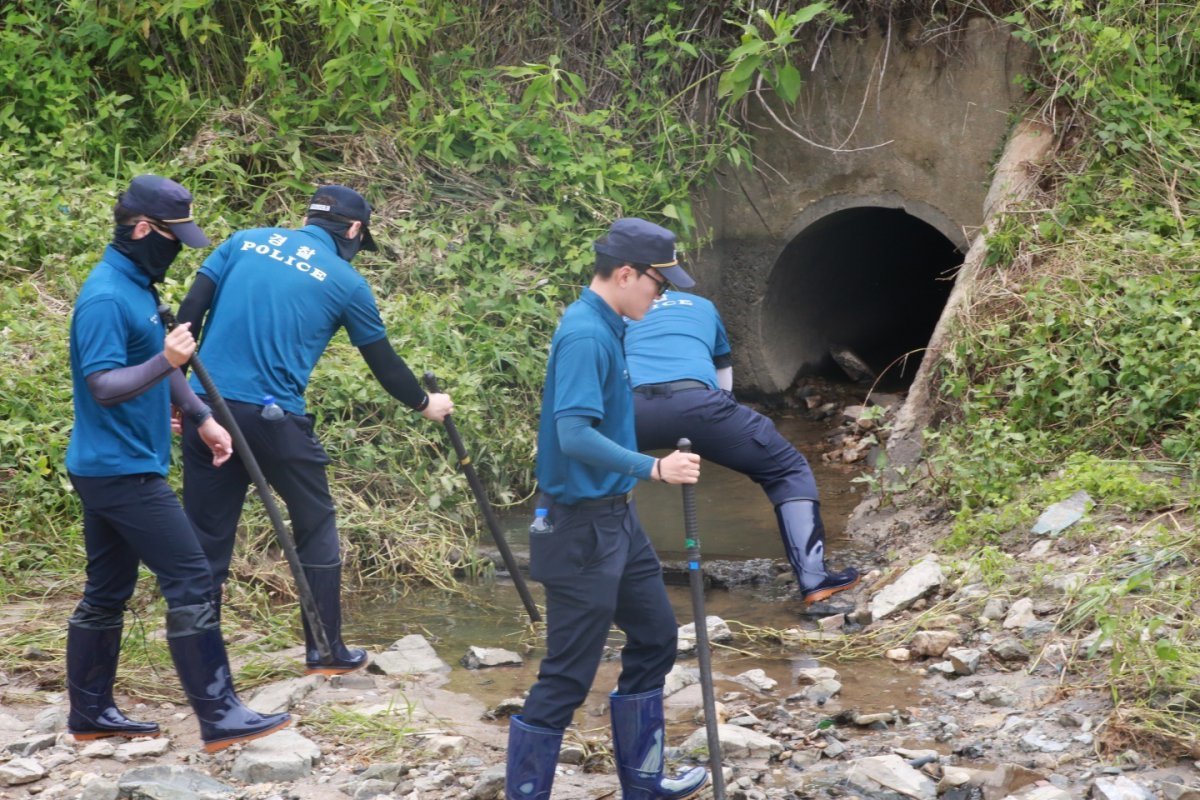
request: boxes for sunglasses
[635,266,670,295]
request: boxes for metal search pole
[678,437,726,798]
[422,372,541,623]
[158,303,332,665]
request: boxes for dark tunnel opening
[763,206,963,389]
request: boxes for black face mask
[309,217,363,262]
[112,224,182,283]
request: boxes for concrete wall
[691,17,1031,394]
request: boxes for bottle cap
[534,507,548,517]
[263,395,275,405]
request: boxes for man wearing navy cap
[506,218,709,800]
[65,175,291,751]
[625,291,860,606]
[176,184,453,675]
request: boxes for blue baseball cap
[308,185,378,251]
[119,175,210,248]
[593,217,695,288]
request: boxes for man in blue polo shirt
[177,185,453,675]
[66,174,290,752]
[625,291,859,606]
[506,218,708,800]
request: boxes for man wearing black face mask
[65,175,292,751]
[176,184,454,675]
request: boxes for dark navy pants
[521,497,678,731]
[69,473,214,609]
[182,399,339,590]
[634,386,818,505]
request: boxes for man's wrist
[190,405,213,426]
[413,394,430,413]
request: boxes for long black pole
[158,304,332,665]
[678,437,726,798]
[422,372,541,623]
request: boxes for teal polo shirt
[189,225,387,414]
[66,247,172,477]
[535,288,640,504]
[625,291,731,389]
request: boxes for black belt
[633,379,709,396]
[556,491,633,510]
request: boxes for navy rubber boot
[66,603,160,741]
[775,500,860,605]
[166,603,291,752]
[610,689,709,800]
[506,715,563,799]
[300,563,368,675]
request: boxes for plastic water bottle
[261,395,285,421]
[529,507,551,535]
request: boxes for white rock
[870,559,945,621]
[846,754,937,800]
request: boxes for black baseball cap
[308,185,378,251]
[593,217,695,288]
[119,175,210,248]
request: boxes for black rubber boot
[66,602,160,740]
[610,688,709,799]
[300,563,368,675]
[505,715,564,799]
[166,603,291,752]
[775,500,860,604]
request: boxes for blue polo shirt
[536,288,640,504]
[66,247,172,477]
[189,225,388,414]
[625,291,731,389]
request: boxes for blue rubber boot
[610,689,708,799]
[166,603,291,752]
[66,602,160,740]
[506,715,563,799]
[775,500,860,605]
[301,563,368,675]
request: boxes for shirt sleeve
[74,297,131,376]
[713,309,732,359]
[340,281,388,347]
[550,333,607,421]
[197,236,235,284]
[557,415,656,478]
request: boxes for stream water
[345,408,922,729]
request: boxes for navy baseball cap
[308,185,378,251]
[119,175,210,248]
[593,217,694,288]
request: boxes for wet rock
[461,646,522,669]
[246,674,325,714]
[664,665,699,697]
[1031,490,1092,536]
[1091,776,1156,800]
[230,729,320,783]
[990,638,1031,662]
[830,346,876,383]
[0,757,45,786]
[1003,598,1037,629]
[846,754,937,800]
[911,630,959,658]
[794,667,839,684]
[802,679,842,705]
[6,732,57,756]
[853,712,895,727]
[677,616,732,654]
[681,724,782,759]
[485,697,524,720]
[735,669,777,693]
[817,613,845,632]
[870,558,946,621]
[948,648,982,675]
[113,737,171,762]
[368,634,451,675]
[117,765,234,798]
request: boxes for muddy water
[347,411,919,729]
